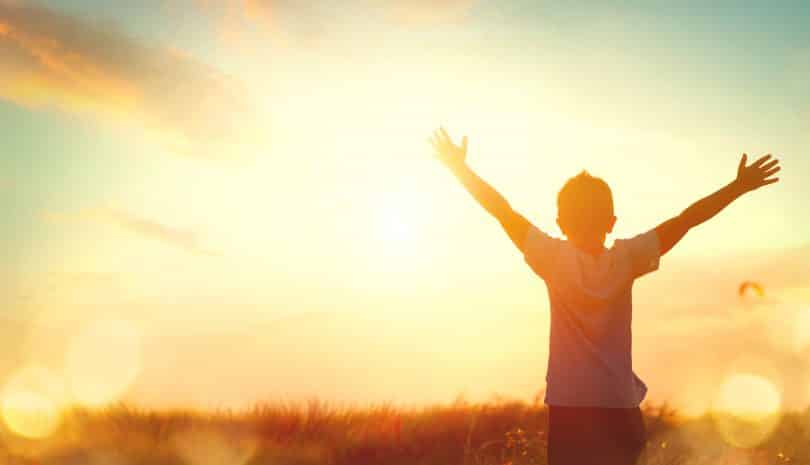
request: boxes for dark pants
[547,406,646,465]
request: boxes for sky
[0,0,809,417]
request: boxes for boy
[428,127,781,465]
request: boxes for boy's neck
[569,236,607,258]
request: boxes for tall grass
[1,398,808,465]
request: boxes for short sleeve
[522,226,561,280]
[619,229,661,279]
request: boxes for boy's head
[556,171,617,243]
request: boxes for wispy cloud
[384,0,478,24]
[45,207,220,257]
[99,208,220,257]
[0,1,264,159]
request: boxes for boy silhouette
[428,127,781,465]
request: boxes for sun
[380,210,415,244]
[376,184,430,247]
[354,161,453,282]
[374,188,429,262]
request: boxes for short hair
[557,171,614,236]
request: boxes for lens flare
[1,365,64,439]
[711,373,782,448]
[738,281,765,299]
[65,318,142,407]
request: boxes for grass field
[2,397,808,465]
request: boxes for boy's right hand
[734,153,781,193]
[429,127,468,170]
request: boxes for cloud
[46,207,220,257]
[179,0,331,48]
[105,209,221,256]
[0,1,264,159]
[383,0,478,24]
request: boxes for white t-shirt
[522,226,661,407]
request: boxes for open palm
[736,153,781,193]
[429,127,468,168]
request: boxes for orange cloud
[0,1,263,159]
[185,0,326,48]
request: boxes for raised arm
[655,153,781,255]
[429,127,532,250]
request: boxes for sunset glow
[0,0,808,417]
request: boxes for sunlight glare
[371,185,434,271]
[65,318,142,407]
[1,365,64,439]
[711,373,782,448]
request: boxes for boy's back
[523,227,661,407]
[429,127,781,465]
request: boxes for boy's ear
[607,215,617,234]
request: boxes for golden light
[1,365,64,439]
[711,373,782,448]
[65,318,142,407]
